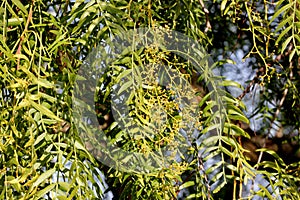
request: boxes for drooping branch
[16,4,33,69]
[256,61,294,167]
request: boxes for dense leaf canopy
[0,0,299,199]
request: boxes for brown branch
[199,0,211,33]
[275,43,293,62]
[237,67,263,101]
[236,78,257,101]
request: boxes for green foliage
[1,0,300,199]
[0,0,103,199]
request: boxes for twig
[198,152,211,199]
[199,0,212,33]
[16,4,33,69]
[237,67,263,101]
[237,78,257,101]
